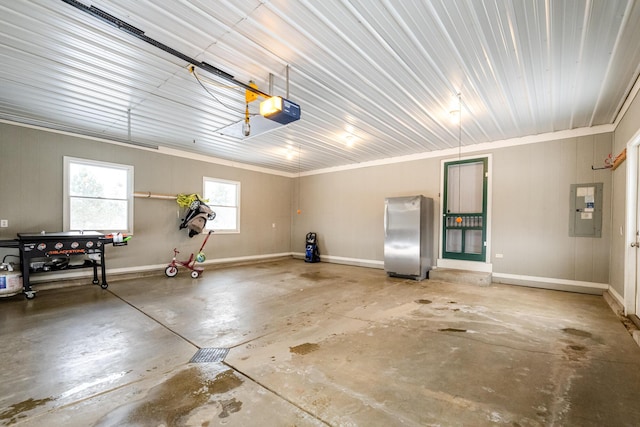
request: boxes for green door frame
[442,157,488,262]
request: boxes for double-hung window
[203,177,240,233]
[63,156,134,233]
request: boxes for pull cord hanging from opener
[243,102,251,136]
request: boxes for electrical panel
[569,183,603,238]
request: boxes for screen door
[442,158,488,261]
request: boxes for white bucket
[0,272,22,297]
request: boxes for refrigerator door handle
[384,202,388,238]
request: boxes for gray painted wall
[291,161,441,263]
[491,135,611,282]
[0,123,292,270]
[0,120,620,289]
[292,134,612,284]
[610,89,640,297]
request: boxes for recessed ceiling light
[345,135,355,147]
[449,109,460,124]
[449,92,461,124]
[285,144,295,160]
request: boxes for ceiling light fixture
[260,96,281,116]
[449,108,460,125]
[260,96,301,124]
[286,144,294,160]
[343,125,357,147]
[449,93,461,125]
[345,134,355,147]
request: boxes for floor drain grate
[189,348,229,363]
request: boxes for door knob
[632,242,639,248]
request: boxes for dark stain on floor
[439,328,468,333]
[562,328,592,338]
[563,343,588,362]
[210,370,243,394]
[94,367,243,426]
[290,342,320,355]
[300,272,340,281]
[415,299,432,304]
[568,344,586,352]
[0,397,54,425]
[218,398,243,418]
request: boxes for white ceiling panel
[1,0,639,174]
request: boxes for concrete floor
[1,259,640,426]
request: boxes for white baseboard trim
[492,272,608,295]
[29,252,294,283]
[292,253,384,269]
[201,252,293,267]
[607,286,624,307]
[28,253,611,299]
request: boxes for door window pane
[446,229,462,253]
[447,161,484,213]
[464,230,483,254]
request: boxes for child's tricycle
[165,230,213,278]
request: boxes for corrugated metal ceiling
[1,0,640,174]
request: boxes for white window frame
[203,177,241,234]
[63,156,134,233]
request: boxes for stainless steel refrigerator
[384,195,433,280]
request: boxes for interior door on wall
[443,158,488,262]
[636,148,640,317]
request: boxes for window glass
[203,177,240,233]
[64,157,133,232]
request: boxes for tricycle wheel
[190,270,199,279]
[165,265,178,277]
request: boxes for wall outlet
[495,253,503,259]
[0,220,7,228]
[272,223,276,228]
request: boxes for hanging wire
[457,92,462,222]
[457,93,462,160]
[190,66,245,115]
[297,143,302,214]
